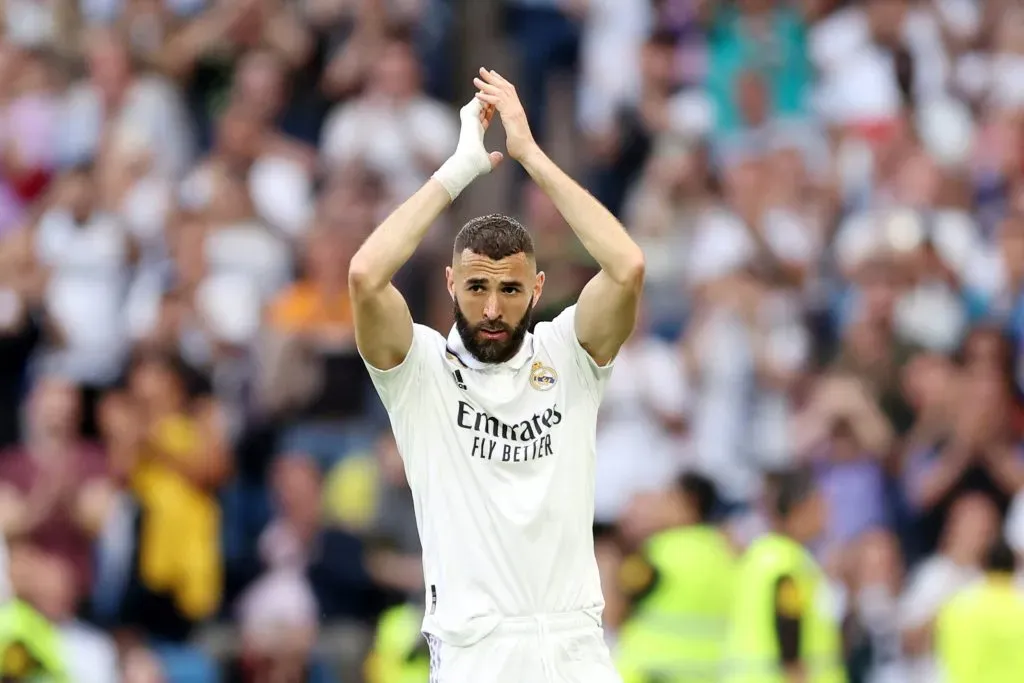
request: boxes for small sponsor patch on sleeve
[618,553,657,598]
[775,576,804,619]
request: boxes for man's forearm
[519,146,643,283]
[914,443,970,509]
[348,179,451,293]
[847,400,894,456]
[983,446,1024,493]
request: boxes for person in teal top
[704,0,811,135]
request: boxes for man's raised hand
[432,98,504,201]
[458,97,504,170]
[473,67,538,163]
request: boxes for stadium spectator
[116,352,229,641]
[899,493,1001,682]
[0,377,110,612]
[320,29,457,200]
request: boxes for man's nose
[483,294,501,320]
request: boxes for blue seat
[151,644,220,683]
[309,658,340,683]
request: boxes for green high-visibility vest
[0,600,67,682]
[616,525,736,683]
[722,533,846,683]
[936,576,1024,683]
[366,603,430,683]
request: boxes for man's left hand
[473,68,538,163]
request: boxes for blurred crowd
[1,0,1024,681]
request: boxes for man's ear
[446,266,455,301]
[532,271,546,306]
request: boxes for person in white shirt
[898,493,999,683]
[594,328,690,526]
[349,69,644,683]
[320,33,458,200]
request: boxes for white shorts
[426,611,622,683]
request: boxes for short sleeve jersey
[363,305,613,646]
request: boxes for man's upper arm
[574,270,642,367]
[544,305,615,400]
[360,319,434,412]
[352,283,415,373]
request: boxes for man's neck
[777,522,811,546]
[447,328,530,371]
[943,548,979,569]
[100,78,132,113]
[287,515,320,547]
[369,91,413,109]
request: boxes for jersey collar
[445,326,534,372]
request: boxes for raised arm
[474,69,645,366]
[349,99,501,370]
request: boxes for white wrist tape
[432,99,494,201]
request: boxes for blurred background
[1,0,1024,681]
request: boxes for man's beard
[453,297,533,364]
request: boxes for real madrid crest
[529,361,558,391]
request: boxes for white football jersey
[363,305,613,646]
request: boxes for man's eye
[502,287,519,294]
[469,285,484,292]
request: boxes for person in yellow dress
[127,352,231,623]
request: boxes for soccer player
[349,68,645,682]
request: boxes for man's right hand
[431,98,503,200]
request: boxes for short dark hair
[677,472,718,523]
[383,22,416,46]
[647,28,678,50]
[766,466,817,520]
[984,539,1017,574]
[453,214,534,262]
